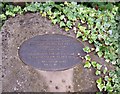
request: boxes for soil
[1,13,114,92]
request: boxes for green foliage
[103,67,108,74]
[95,70,101,75]
[60,15,65,20]
[66,21,72,28]
[76,31,83,38]
[5,4,23,16]
[96,78,104,91]
[96,63,102,70]
[83,46,91,53]
[24,3,38,12]
[97,51,103,58]
[91,61,97,68]
[0,14,6,20]
[60,21,65,27]
[84,61,91,68]
[85,54,91,61]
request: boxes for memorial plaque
[19,34,86,71]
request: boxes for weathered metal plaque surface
[19,34,86,71]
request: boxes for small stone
[52,32,55,34]
[73,27,77,33]
[18,47,20,49]
[78,53,80,56]
[4,56,7,59]
[13,87,18,91]
[73,27,76,31]
[81,57,84,59]
[89,69,92,71]
[91,48,95,51]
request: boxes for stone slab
[1,13,113,92]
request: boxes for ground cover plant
[0,1,119,92]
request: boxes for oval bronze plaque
[19,34,86,71]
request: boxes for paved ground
[1,13,114,92]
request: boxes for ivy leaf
[88,39,93,44]
[64,1,68,6]
[5,4,14,11]
[103,67,108,74]
[5,11,15,17]
[96,21,101,28]
[96,78,102,84]
[60,15,65,20]
[42,12,46,17]
[91,61,97,68]
[84,30,90,36]
[111,60,116,65]
[13,6,21,13]
[104,76,111,81]
[71,2,77,6]
[95,70,101,75]
[96,63,102,70]
[0,3,4,9]
[98,34,103,40]
[97,51,103,57]
[90,33,97,41]
[85,54,91,61]
[83,46,91,53]
[65,27,70,32]
[84,61,91,68]
[96,78,104,91]
[105,76,109,81]
[95,46,100,52]
[106,81,113,92]
[105,39,110,45]
[25,5,37,12]
[63,7,69,14]
[76,31,83,38]
[78,24,86,32]
[66,20,72,28]
[67,12,76,21]
[60,21,65,27]
[102,34,108,40]
[0,14,6,20]
[47,9,52,16]
[82,35,88,41]
[53,11,61,17]
[52,19,58,25]
[97,83,104,91]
